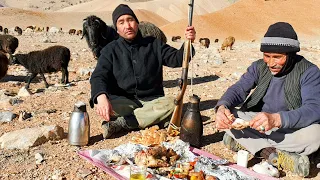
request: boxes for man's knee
[300,124,320,145]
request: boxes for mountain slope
[0,7,168,30]
[57,0,234,23]
[161,0,320,41]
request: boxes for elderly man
[215,22,320,177]
[90,4,196,139]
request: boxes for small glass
[130,165,146,180]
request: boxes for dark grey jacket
[90,32,187,107]
[216,56,320,129]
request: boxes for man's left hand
[250,112,282,133]
[185,26,196,42]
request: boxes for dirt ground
[0,31,319,180]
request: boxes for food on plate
[189,171,205,180]
[134,146,180,168]
[168,162,193,179]
[131,125,178,146]
[188,171,217,180]
[231,118,250,130]
[205,175,218,180]
[110,154,122,162]
[168,129,180,137]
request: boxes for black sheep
[3,28,8,34]
[0,34,19,60]
[0,34,19,54]
[172,36,181,42]
[82,15,118,59]
[14,26,22,35]
[12,45,70,89]
[0,52,9,79]
[199,38,210,48]
[82,15,167,59]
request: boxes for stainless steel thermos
[68,101,90,146]
[180,94,203,148]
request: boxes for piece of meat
[134,146,180,168]
[134,150,170,167]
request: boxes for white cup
[237,150,249,168]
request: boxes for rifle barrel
[188,0,195,26]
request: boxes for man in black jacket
[90,4,196,138]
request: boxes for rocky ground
[0,32,320,179]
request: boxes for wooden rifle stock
[168,0,194,133]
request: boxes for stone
[35,153,44,164]
[0,111,15,122]
[0,125,65,149]
[17,87,32,97]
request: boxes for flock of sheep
[0,25,83,36]
[172,35,235,50]
[0,16,236,89]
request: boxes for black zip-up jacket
[90,32,188,107]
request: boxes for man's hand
[96,94,114,121]
[185,26,196,42]
[215,105,234,130]
[250,112,282,133]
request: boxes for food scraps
[131,125,178,146]
[231,118,250,130]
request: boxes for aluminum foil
[195,156,258,180]
[89,140,258,180]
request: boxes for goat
[76,30,82,36]
[171,36,181,42]
[3,28,8,34]
[14,26,22,35]
[69,29,76,35]
[0,52,9,79]
[26,26,35,30]
[0,34,19,60]
[49,27,62,33]
[199,38,210,48]
[82,15,167,59]
[0,26,3,32]
[138,21,167,43]
[34,26,44,32]
[221,36,235,50]
[12,45,70,89]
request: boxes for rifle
[167,0,195,134]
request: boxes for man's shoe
[222,133,246,152]
[277,150,310,177]
[101,117,127,139]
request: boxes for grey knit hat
[260,22,300,53]
[112,4,139,29]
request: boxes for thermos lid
[74,101,87,112]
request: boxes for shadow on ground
[201,131,225,147]
[0,75,33,82]
[163,75,219,88]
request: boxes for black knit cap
[112,4,139,29]
[260,22,300,53]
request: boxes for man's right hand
[96,94,114,121]
[215,105,234,130]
